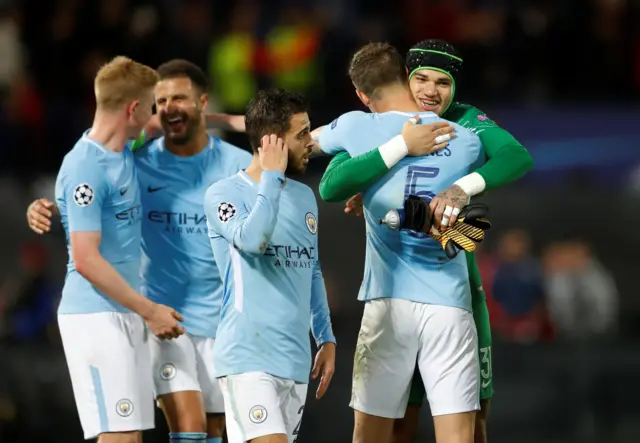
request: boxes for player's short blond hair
[94,56,159,111]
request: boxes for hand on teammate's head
[402,117,455,157]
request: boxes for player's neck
[244,155,265,183]
[164,129,209,157]
[373,86,422,114]
[88,111,130,153]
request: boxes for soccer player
[27,59,252,443]
[54,56,184,443]
[317,39,534,443]
[314,43,484,443]
[203,88,336,443]
[134,60,251,443]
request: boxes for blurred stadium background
[1,0,640,442]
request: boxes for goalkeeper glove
[429,203,492,258]
[380,197,491,259]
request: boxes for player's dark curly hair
[157,59,209,92]
[245,88,309,152]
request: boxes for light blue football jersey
[56,132,142,314]
[319,110,485,311]
[204,170,335,383]
[134,135,251,337]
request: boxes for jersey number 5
[403,166,440,238]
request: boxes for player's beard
[284,148,310,177]
[161,109,200,145]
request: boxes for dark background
[1,0,640,442]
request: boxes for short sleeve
[318,111,367,155]
[62,164,110,233]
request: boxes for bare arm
[71,231,156,316]
[71,231,184,339]
[205,113,246,132]
[310,125,326,156]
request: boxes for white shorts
[58,312,154,440]
[219,372,307,443]
[149,333,224,413]
[350,298,479,418]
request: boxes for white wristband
[454,172,486,197]
[378,135,408,169]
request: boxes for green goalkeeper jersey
[317,102,533,306]
[318,102,533,202]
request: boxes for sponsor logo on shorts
[249,405,268,424]
[160,363,176,380]
[116,399,134,417]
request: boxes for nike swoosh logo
[120,188,127,196]
[147,186,167,193]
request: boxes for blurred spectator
[0,241,58,344]
[0,4,24,99]
[209,0,261,114]
[543,240,619,341]
[0,1,640,442]
[264,3,322,98]
[489,229,553,343]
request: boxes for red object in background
[20,241,48,273]
[478,254,555,343]
[403,0,462,44]
[254,26,321,75]
[14,79,44,129]
[253,41,269,74]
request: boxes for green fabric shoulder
[130,130,147,152]
[445,102,534,190]
[445,102,500,135]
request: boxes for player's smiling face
[154,77,207,145]
[409,69,453,116]
[283,112,313,176]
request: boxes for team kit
[26,39,532,443]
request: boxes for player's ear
[199,92,209,110]
[127,100,139,118]
[355,90,370,107]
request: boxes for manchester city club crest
[305,212,317,235]
[160,363,176,380]
[249,405,268,423]
[116,399,134,417]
